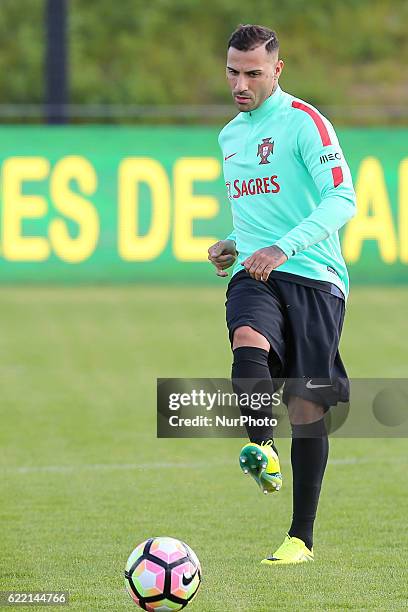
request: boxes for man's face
[226,45,284,112]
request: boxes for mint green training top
[219,85,356,298]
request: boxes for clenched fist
[208,240,238,277]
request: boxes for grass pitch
[0,285,407,611]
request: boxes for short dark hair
[228,24,279,54]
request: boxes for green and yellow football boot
[239,439,282,494]
[261,534,314,565]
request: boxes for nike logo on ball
[182,568,198,586]
[306,380,332,389]
[224,152,237,160]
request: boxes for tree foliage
[1,0,407,120]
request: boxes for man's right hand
[208,240,238,277]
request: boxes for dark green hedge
[1,0,407,122]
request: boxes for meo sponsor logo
[226,175,280,200]
[320,152,342,164]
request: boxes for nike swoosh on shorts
[306,380,332,389]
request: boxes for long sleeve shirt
[219,85,356,297]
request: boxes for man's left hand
[241,245,288,281]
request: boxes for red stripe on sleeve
[292,100,332,146]
[331,166,343,187]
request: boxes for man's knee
[232,325,270,351]
[288,395,325,425]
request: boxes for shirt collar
[243,85,283,122]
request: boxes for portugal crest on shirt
[257,137,274,164]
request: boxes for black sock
[231,346,278,453]
[288,418,328,550]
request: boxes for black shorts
[225,269,350,408]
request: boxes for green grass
[0,285,407,611]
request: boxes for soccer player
[208,24,356,564]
